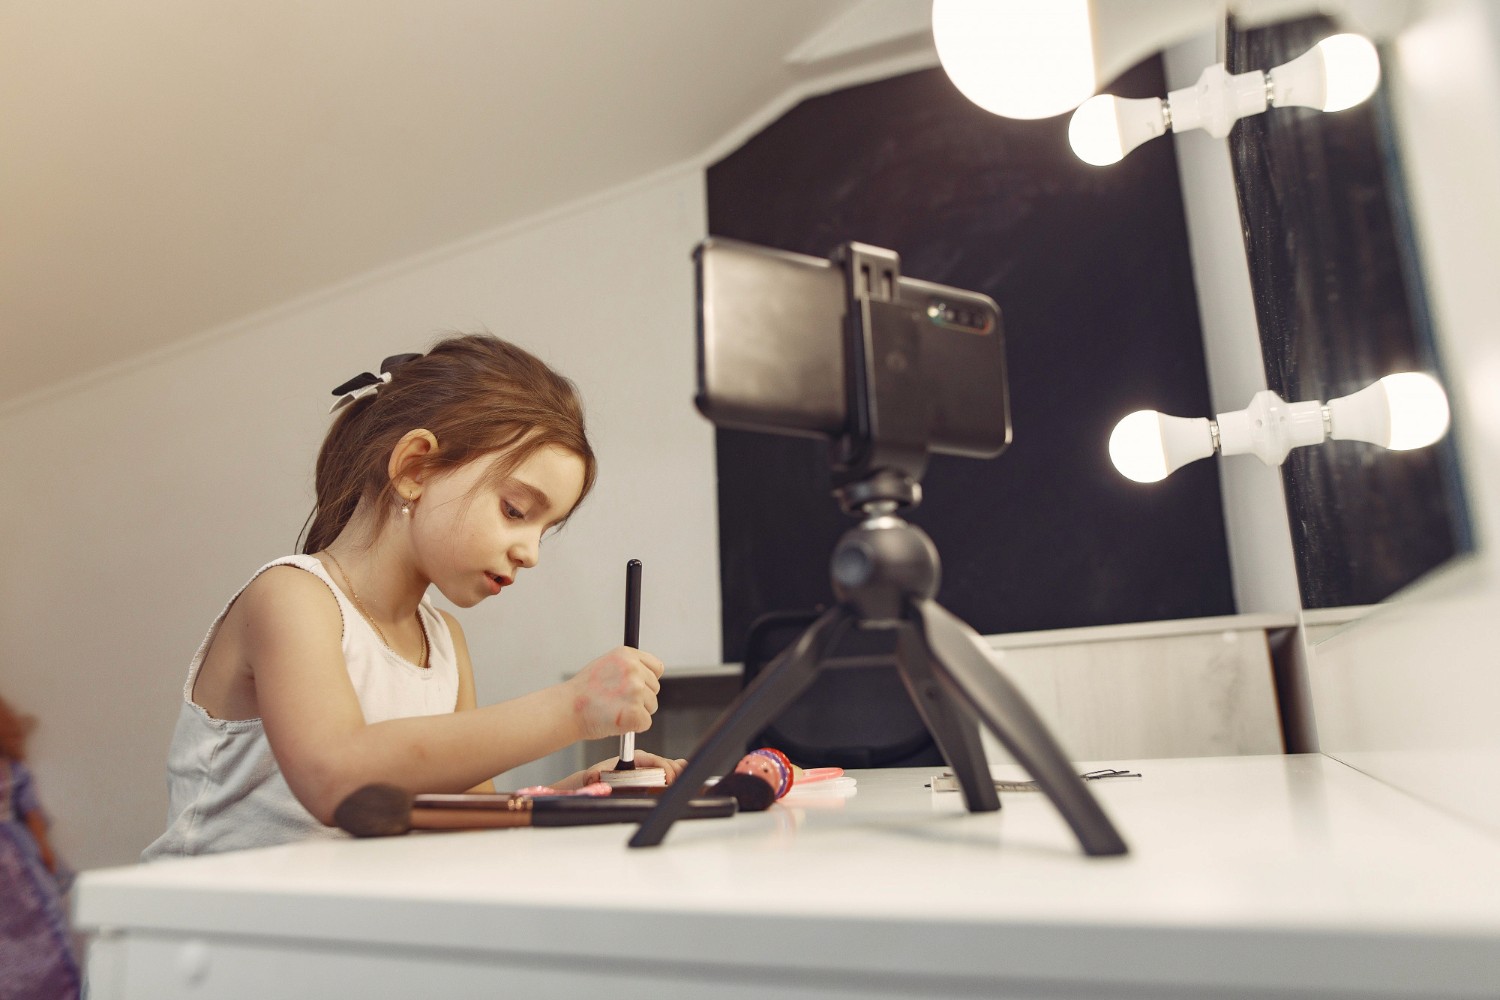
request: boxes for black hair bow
[329,352,424,412]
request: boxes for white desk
[76,755,1500,999]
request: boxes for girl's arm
[246,567,662,825]
[445,610,685,793]
[446,610,495,794]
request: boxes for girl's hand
[566,645,665,740]
[553,751,690,790]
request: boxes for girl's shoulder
[247,562,335,595]
[240,554,333,593]
[232,558,342,630]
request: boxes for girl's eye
[503,502,526,521]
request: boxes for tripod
[628,468,1128,856]
[640,241,1127,853]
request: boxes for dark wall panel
[706,65,1236,661]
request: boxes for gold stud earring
[400,494,413,516]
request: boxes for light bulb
[1108,409,1216,483]
[1068,94,1168,165]
[1326,372,1450,450]
[1269,33,1381,112]
[932,0,1096,120]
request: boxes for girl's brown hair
[300,333,596,554]
[0,694,36,762]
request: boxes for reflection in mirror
[1227,13,1474,614]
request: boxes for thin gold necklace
[323,550,429,668]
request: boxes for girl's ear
[388,429,439,500]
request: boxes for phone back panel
[695,239,848,438]
[694,237,1010,457]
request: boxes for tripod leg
[894,627,999,813]
[912,600,1129,856]
[628,606,856,848]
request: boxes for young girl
[1,694,81,999]
[143,333,684,859]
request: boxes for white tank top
[141,555,459,860]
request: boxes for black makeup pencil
[615,558,643,770]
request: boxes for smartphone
[693,237,1011,459]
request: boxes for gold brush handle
[407,807,532,831]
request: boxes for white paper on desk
[784,776,858,799]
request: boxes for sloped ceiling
[0,0,935,407]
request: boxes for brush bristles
[333,783,413,837]
[713,773,776,812]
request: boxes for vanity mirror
[915,0,1500,835]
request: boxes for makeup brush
[333,784,737,838]
[513,779,775,811]
[707,772,776,812]
[436,778,774,812]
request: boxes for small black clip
[330,371,383,397]
[329,353,425,412]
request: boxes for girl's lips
[486,572,508,595]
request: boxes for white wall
[0,166,716,871]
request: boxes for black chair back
[740,610,944,769]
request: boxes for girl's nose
[511,531,541,569]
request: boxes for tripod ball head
[831,516,941,622]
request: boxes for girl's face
[409,443,587,608]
